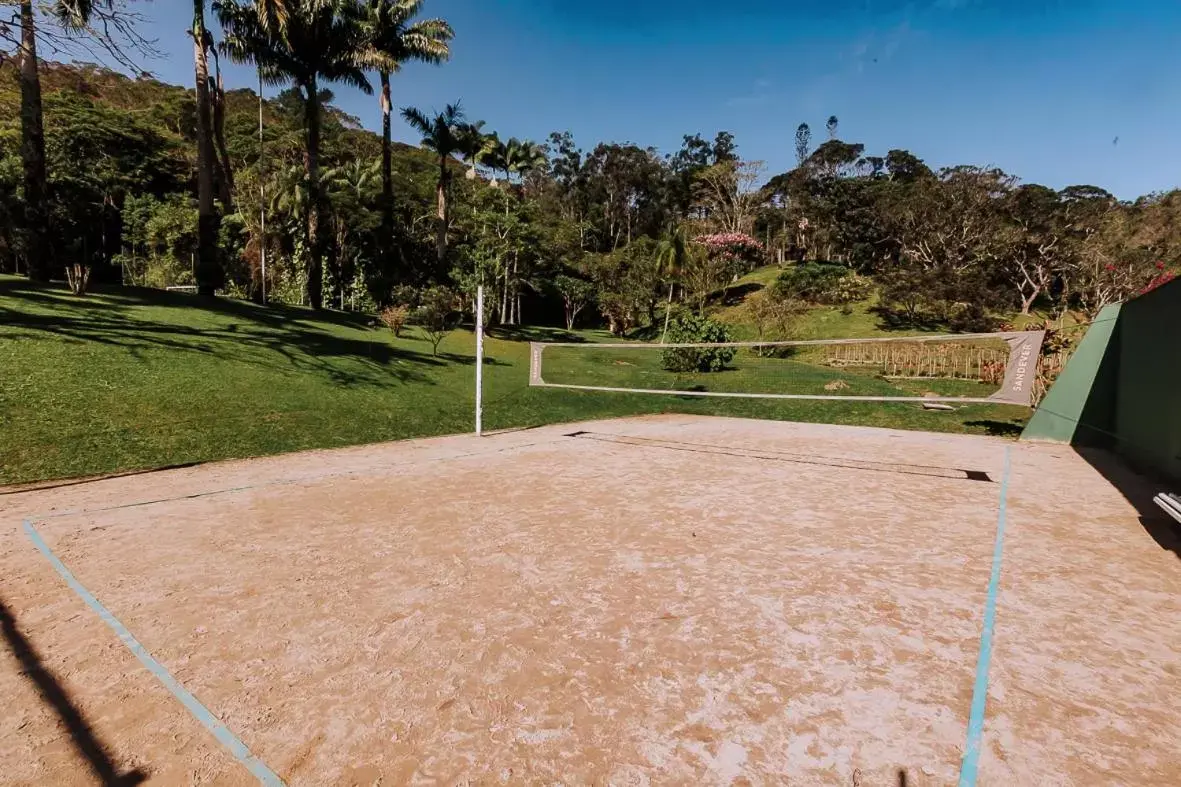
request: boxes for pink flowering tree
[694,233,766,274]
[680,233,766,314]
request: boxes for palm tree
[192,1,223,296]
[481,135,509,186]
[456,121,495,180]
[17,0,99,281]
[505,138,547,193]
[656,227,688,343]
[400,102,467,266]
[324,159,379,308]
[219,0,372,310]
[361,0,452,263]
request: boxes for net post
[530,342,544,386]
[475,285,484,436]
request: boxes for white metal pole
[475,285,485,436]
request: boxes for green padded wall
[1112,279,1181,483]
[1023,279,1181,484]
[1022,303,1122,446]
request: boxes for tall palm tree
[361,0,452,264]
[401,102,467,266]
[17,0,102,281]
[17,0,50,280]
[192,1,223,296]
[219,0,372,310]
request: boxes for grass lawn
[0,275,1031,485]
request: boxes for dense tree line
[1,2,1177,335]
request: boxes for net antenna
[529,331,1046,407]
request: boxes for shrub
[661,313,735,373]
[378,305,409,337]
[746,288,804,342]
[773,262,869,305]
[389,285,418,308]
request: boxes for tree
[414,284,458,354]
[746,287,803,343]
[582,142,668,250]
[360,0,452,277]
[219,0,373,309]
[679,242,730,315]
[588,238,661,334]
[17,0,50,281]
[400,101,468,266]
[324,158,379,308]
[655,226,687,342]
[712,131,737,163]
[8,1,157,284]
[794,123,811,167]
[504,137,547,188]
[192,1,223,296]
[1003,184,1067,313]
[884,165,1014,274]
[826,114,839,140]
[553,274,594,329]
[691,160,767,235]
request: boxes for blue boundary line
[22,519,285,787]
[958,446,1012,786]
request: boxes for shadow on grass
[964,419,1025,438]
[435,351,511,367]
[719,281,765,304]
[1,597,149,785]
[1076,447,1181,561]
[1,278,449,388]
[869,305,951,333]
[488,325,587,343]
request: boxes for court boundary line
[21,436,563,525]
[22,519,286,787]
[958,445,1012,786]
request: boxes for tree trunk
[379,71,396,276]
[1020,286,1039,315]
[503,264,512,323]
[435,154,448,267]
[192,2,222,297]
[19,0,50,282]
[305,77,324,310]
[212,65,235,211]
[661,283,674,342]
[511,255,519,325]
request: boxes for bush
[378,305,409,337]
[389,285,418,308]
[773,263,869,305]
[746,288,804,342]
[661,313,735,372]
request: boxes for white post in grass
[475,284,485,436]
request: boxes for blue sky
[66,1,1181,198]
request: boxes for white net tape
[530,331,1045,406]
